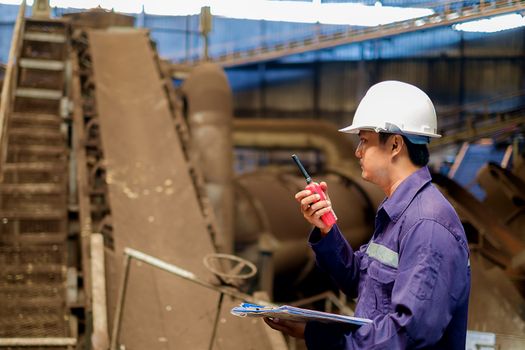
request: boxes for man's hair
[378,133,429,166]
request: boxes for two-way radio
[292,154,337,227]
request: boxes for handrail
[176,0,525,67]
[110,247,270,350]
[0,1,26,180]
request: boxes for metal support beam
[109,253,132,350]
[91,233,109,350]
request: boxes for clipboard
[231,303,372,326]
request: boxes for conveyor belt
[88,30,273,349]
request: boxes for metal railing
[110,248,268,350]
[175,0,525,67]
[0,1,26,179]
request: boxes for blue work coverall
[304,167,470,349]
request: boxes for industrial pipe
[183,63,234,253]
[233,118,359,173]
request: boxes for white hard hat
[339,80,441,144]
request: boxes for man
[264,81,470,349]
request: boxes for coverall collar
[379,166,432,223]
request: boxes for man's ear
[391,135,404,156]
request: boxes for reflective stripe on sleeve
[366,242,399,268]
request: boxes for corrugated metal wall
[1,2,523,126]
[230,25,524,125]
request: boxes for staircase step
[2,162,66,184]
[0,183,66,213]
[0,298,64,311]
[25,18,67,35]
[15,88,63,100]
[13,94,61,115]
[19,58,65,71]
[7,144,66,154]
[8,128,65,147]
[6,144,67,163]
[0,244,65,262]
[0,209,65,220]
[8,127,64,137]
[0,313,69,337]
[0,215,66,239]
[11,113,62,128]
[0,264,66,286]
[0,262,65,272]
[24,32,67,44]
[9,128,63,137]
[0,286,65,314]
[0,269,65,285]
[0,304,66,320]
[0,232,67,245]
[0,285,64,301]
[3,162,66,172]
[0,183,64,194]
[0,243,68,337]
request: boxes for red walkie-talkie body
[292,154,337,227]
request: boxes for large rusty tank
[234,166,377,300]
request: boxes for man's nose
[355,144,362,158]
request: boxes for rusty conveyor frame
[70,29,111,349]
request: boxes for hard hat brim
[338,125,363,134]
[338,124,442,140]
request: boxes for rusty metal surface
[468,251,525,348]
[0,245,69,337]
[432,172,525,261]
[88,30,272,349]
[477,163,525,242]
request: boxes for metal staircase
[0,3,76,348]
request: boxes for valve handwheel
[203,253,257,286]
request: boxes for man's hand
[263,317,306,339]
[295,181,334,234]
